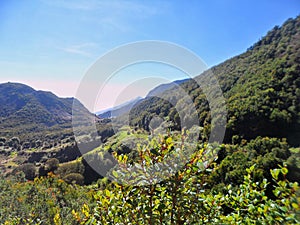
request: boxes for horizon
[0,1,299,111]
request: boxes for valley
[0,15,299,224]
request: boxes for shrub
[35,140,42,148]
[63,173,84,185]
[22,142,30,149]
[77,134,299,224]
[45,158,59,172]
[0,137,6,144]
[14,163,36,180]
[11,137,20,144]
[56,161,85,178]
[0,173,95,224]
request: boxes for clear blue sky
[0,0,299,110]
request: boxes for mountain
[0,82,91,138]
[129,16,300,146]
[96,79,189,119]
[97,96,143,119]
[5,15,295,146]
[146,79,189,97]
[96,79,188,119]
[1,16,299,225]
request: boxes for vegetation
[0,173,95,224]
[0,15,299,224]
[129,15,300,146]
[77,135,299,224]
[0,132,299,224]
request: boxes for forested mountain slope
[0,82,90,138]
[129,16,300,146]
[0,16,299,225]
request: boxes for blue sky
[0,0,299,110]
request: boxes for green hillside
[0,82,91,139]
[129,16,300,146]
[0,16,299,225]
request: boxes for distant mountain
[146,79,189,97]
[129,16,300,146]
[0,82,91,137]
[97,96,143,119]
[96,79,189,119]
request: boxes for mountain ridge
[96,79,189,119]
[96,96,143,119]
[128,15,300,146]
[1,16,299,147]
[0,82,91,138]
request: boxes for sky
[0,0,299,111]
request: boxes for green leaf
[281,167,288,175]
[271,169,280,180]
[112,170,119,178]
[105,189,111,197]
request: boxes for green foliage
[0,15,299,225]
[207,136,292,194]
[63,173,84,185]
[128,15,300,146]
[56,160,85,178]
[286,147,300,182]
[78,134,299,224]
[1,130,299,224]
[45,158,59,172]
[0,82,111,148]
[0,173,95,224]
[217,165,300,224]
[13,163,36,180]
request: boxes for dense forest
[129,16,300,146]
[0,15,299,224]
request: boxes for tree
[63,173,84,185]
[15,163,36,180]
[0,137,6,144]
[45,158,59,172]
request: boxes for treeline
[0,14,299,225]
[0,135,74,151]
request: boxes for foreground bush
[1,134,299,224]
[77,135,299,224]
[79,166,299,224]
[0,173,95,225]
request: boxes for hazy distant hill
[97,96,143,119]
[0,82,91,137]
[96,79,188,119]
